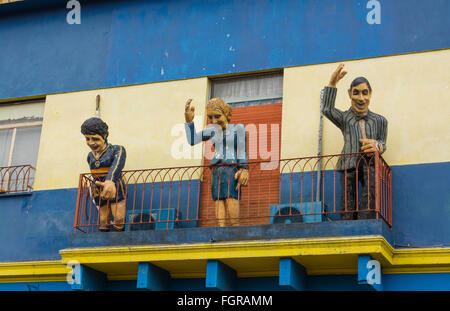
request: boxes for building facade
[0,0,449,291]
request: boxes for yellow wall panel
[282,49,450,167]
[34,78,209,190]
[0,0,23,4]
[34,49,449,190]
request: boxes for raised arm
[184,98,195,123]
[184,99,216,145]
[328,63,347,88]
[322,64,347,129]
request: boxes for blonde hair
[206,97,232,121]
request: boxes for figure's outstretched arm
[185,98,195,123]
[322,64,347,129]
[184,98,216,145]
[328,63,347,88]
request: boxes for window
[210,71,283,107]
[0,99,44,193]
[208,71,283,166]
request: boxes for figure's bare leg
[215,200,226,227]
[98,203,112,231]
[226,198,240,226]
[111,200,126,231]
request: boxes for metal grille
[73,152,392,233]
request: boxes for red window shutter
[199,103,282,227]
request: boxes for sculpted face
[84,134,106,154]
[207,109,228,130]
[206,98,231,130]
[348,82,371,115]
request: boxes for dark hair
[81,117,109,143]
[350,77,372,93]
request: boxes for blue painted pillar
[358,255,383,291]
[279,257,307,290]
[71,264,107,291]
[205,260,237,291]
[137,262,171,291]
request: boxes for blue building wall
[1,273,450,291]
[390,162,450,247]
[0,0,449,291]
[0,189,76,262]
[0,0,449,100]
[1,163,449,262]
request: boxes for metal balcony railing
[0,165,35,194]
[73,152,392,233]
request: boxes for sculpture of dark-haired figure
[184,98,249,227]
[81,117,127,231]
[322,64,388,220]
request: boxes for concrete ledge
[69,219,393,249]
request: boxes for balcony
[62,153,393,289]
[0,165,35,195]
[73,152,392,237]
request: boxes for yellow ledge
[1,235,450,283]
[0,0,23,4]
[0,261,71,283]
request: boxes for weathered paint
[1,161,449,262]
[30,49,450,190]
[282,49,450,167]
[0,0,448,100]
[33,77,208,191]
[1,272,449,291]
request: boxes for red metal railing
[73,152,392,233]
[0,165,35,194]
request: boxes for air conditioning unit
[125,208,180,231]
[269,202,326,224]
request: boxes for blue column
[358,254,383,291]
[279,257,307,290]
[71,264,107,291]
[205,260,237,291]
[137,262,171,291]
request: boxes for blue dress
[185,123,248,200]
[87,144,127,205]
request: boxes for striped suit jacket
[322,86,388,170]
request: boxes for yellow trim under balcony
[58,235,450,279]
[0,0,23,4]
[0,261,71,283]
[1,236,450,283]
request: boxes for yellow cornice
[0,261,70,283]
[392,247,450,265]
[59,235,392,262]
[1,236,450,283]
[57,235,450,277]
